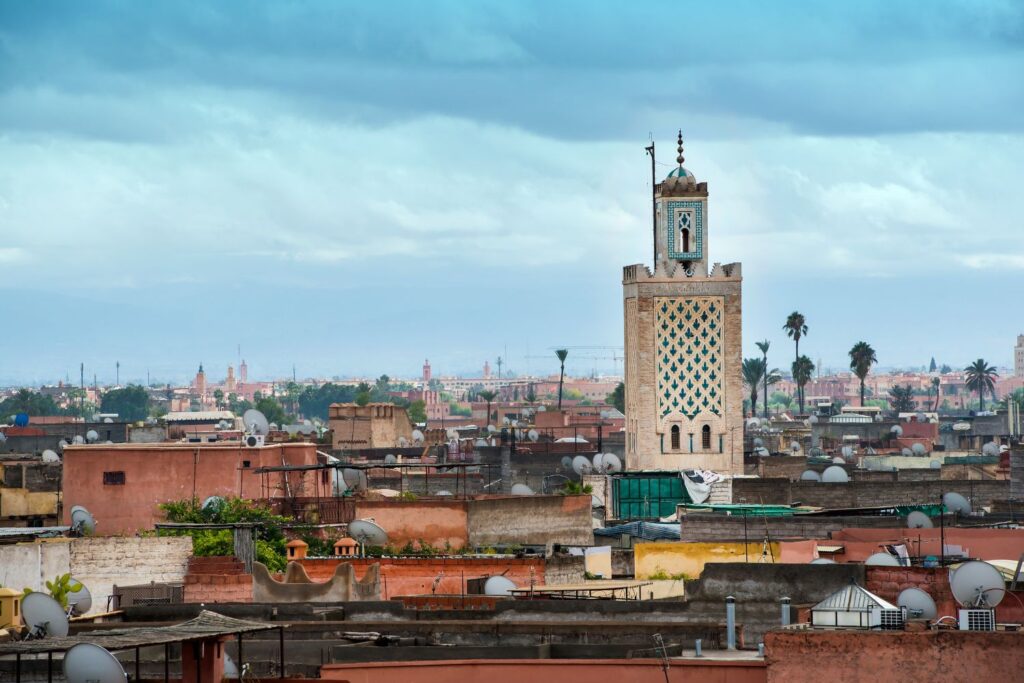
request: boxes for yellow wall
[0,489,59,517]
[634,541,780,579]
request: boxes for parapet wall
[678,512,912,541]
[468,494,593,547]
[731,477,1009,509]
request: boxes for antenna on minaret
[116,361,120,386]
[645,137,656,267]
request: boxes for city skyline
[2,1,1022,383]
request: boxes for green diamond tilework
[656,296,724,420]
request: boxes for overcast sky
[1,1,1022,385]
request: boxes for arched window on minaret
[701,425,711,450]
[670,425,680,450]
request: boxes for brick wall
[69,537,192,613]
[678,512,912,542]
[864,565,957,618]
[183,556,253,603]
[468,494,592,547]
[732,477,1009,509]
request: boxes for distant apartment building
[1016,334,1024,377]
[329,403,414,450]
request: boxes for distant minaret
[422,359,432,384]
[226,365,236,392]
[483,360,491,379]
[195,363,207,398]
[240,359,248,384]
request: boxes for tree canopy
[100,385,150,422]
[0,389,61,417]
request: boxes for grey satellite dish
[982,442,999,457]
[42,449,60,463]
[808,415,818,424]
[951,561,1005,607]
[930,460,941,469]
[22,592,70,637]
[810,558,835,565]
[865,552,901,567]
[821,465,849,483]
[901,448,913,457]
[331,469,347,495]
[915,412,926,422]
[86,429,99,443]
[898,587,937,620]
[754,447,770,457]
[592,453,605,471]
[602,453,622,473]
[70,506,96,535]
[348,519,388,546]
[483,575,517,596]
[832,456,845,464]
[511,483,534,496]
[242,409,270,436]
[790,441,801,453]
[943,492,972,515]
[841,445,854,458]
[103,417,113,424]
[73,435,85,445]
[572,455,592,475]
[561,456,573,469]
[384,454,397,465]
[201,496,225,512]
[342,468,368,492]
[753,438,764,448]
[502,417,510,426]
[907,511,933,529]
[890,425,903,436]
[0,432,6,443]
[911,442,927,456]
[800,470,822,482]
[64,643,127,683]
[412,429,425,443]
[66,578,92,616]
[474,438,488,447]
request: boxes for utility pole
[497,356,503,380]
[645,139,657,267]
[80,362,85,413]
[116,361,120,386]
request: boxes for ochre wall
[765,630,1024,683]
[635,541,780,579]
[322,658,766,683]
[61,443,319,534]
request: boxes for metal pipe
[135,646,140,681]
[164,643,170,683]
[279,627,285,679]
[781,596,791,626]
[726,596,737,650]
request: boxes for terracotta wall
[353,499,469,549]
[765,630,1024,683]
[183,556,252,603]
[829,527,1024,562]
[864,566,957,617]
[322,659,766,683]
[62,443,320,534]
[299,557,545,599]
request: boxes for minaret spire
[676,130,685,168]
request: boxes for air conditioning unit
[244,434,265,447]
[959,609,995,631]
[877,608,905,630]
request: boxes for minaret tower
[622,130,744,473]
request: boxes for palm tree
[478,390,497,427]
[791,355,815,414]
[783,312,808,363]
[848,341,878,406]
[555,349,569,410]
[964,359,998,412]
[742,357,766,418]
[931,376,941,412]
[755,340,770,419]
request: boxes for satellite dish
[22,592,70,637]
[42,449,60,463]
[0,432,6,443]
[14,412,29,427]
[602,453,622,473]
[103,417,113,424]
[865,552,901,567]
[753,438,764,448]
[242,409,270,436]
[486,425,497,433]
[64,643,127,683]
[800,470,822,482]
[474,438,488,448]
[943,492,972,515]
[930,460,941,469]
[821,465,849,483]
[790,441,801,452]
[348,519,388,546]
[754,446,770,457]
[342,468,368,492]
[66,577,92,616]
[70,505,96,535]
[412,429,425,443]
[73,435,85,445]
[483,575,517,596]
[808,415,818,424]
[907,511,934,529]
[86,430,99,443]
[950,561,1005,607]
[915,412,926,422]
[901,448,913,457]
[831,456,845,464]
[384,454,397,465]
[898,587,937,620]
[502,417,510,426]
[528,429,539,442]
[890,425,903,436]
[592,453,605,471]
[201,496,225,512]
[911,443,927,456]
[572,455,592,475]
[982,442,999,457]
[810,558,835,564]
[511,484,534,496]
[560,456,573,469]
[302,419,313,427]
[841,445,854,458]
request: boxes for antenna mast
[645,139,656,267]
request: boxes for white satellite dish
[560,456,573,469]
[592,453,605,471]
[810,558,835,565]
[800,470,821,482]
[951,561,1005,607]
[412,429,425,443]
[753,438,764,448]
[66,577,92,616]
[201,495,225,512]
[572,455,592,475]
[85,429,99,443]
[790,441,801,453]
[243,409,270,436]
[384,454,397,465]
[841,445,854,459]
[73,435,85,445]
[486,425,497,433]
[511,483,534,496]
[42,449,60,463]
[22,592,70,637]
[528,429,539,442]
[930,460,941,469]
[981,442,999,457]
[602,453,622,473]
[342,468,368,492]
[890,425,903,436]
[70,505,96,535]
[821,465,849,483]
[348,519,388,546]
[911,443,927,456]
[898,588,937,620]
[865,552,901,567]
[906,511,933,529]
[502,417,510,426]
[474,438,488,448]
[901,448,913,457]
[64,643,127,683]
[483,575,517,596]
[943,492,972,515]
[831,456,845,464]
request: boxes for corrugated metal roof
[594,521,680,541]
[813,583,896,612]
[0,526,69,539]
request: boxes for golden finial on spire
[676,129,685,167]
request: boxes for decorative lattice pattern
[656,297,723,420]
